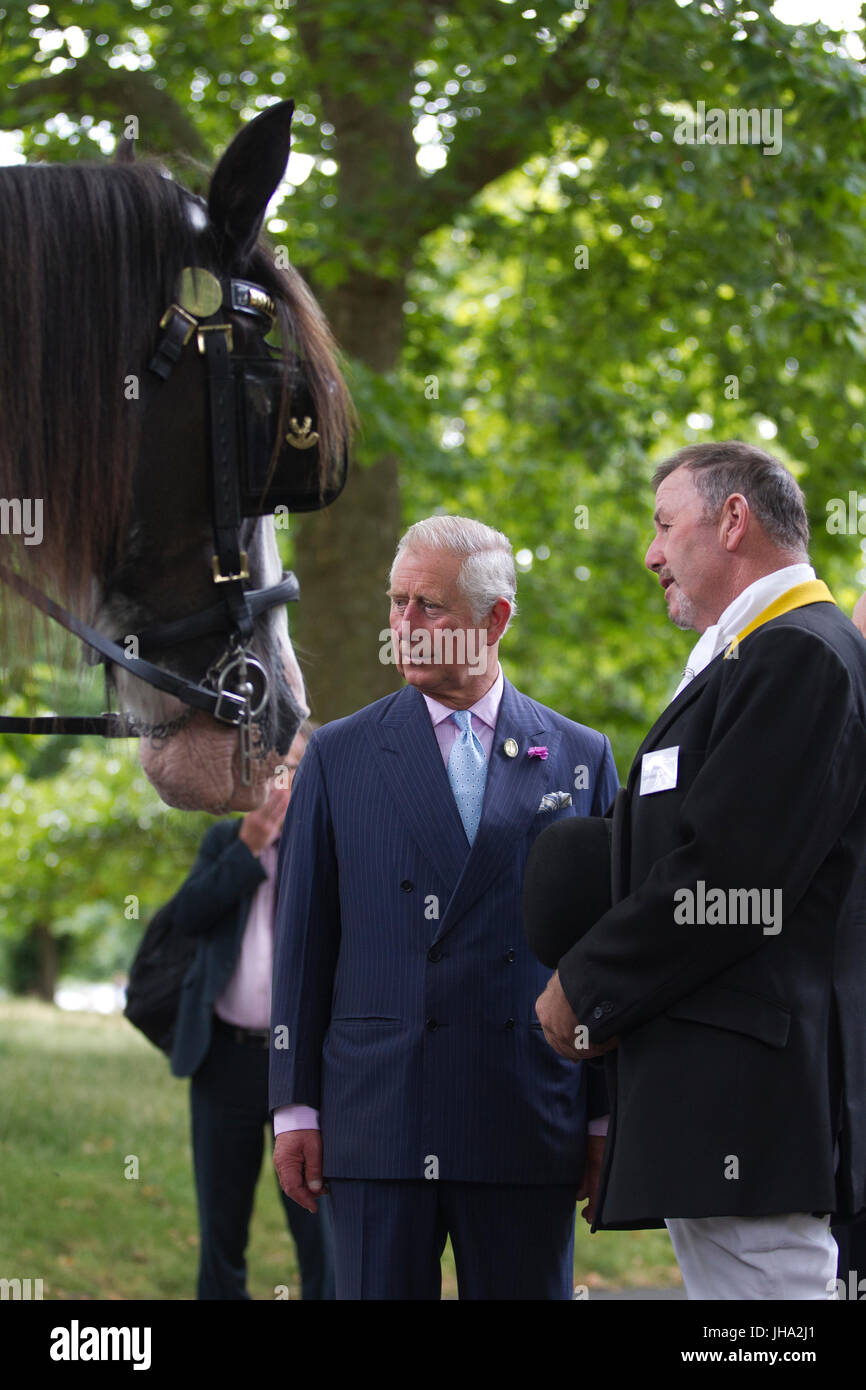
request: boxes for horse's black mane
[0,159,348,607]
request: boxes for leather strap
[202,325,254,644]
[148,305,196,381]
[0,561,245,727]
[136,571,299,654]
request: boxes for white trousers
[664,1213,838,1300]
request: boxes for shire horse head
[0,100,350,812]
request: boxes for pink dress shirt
[214,842,278,1031]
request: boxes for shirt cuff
[587,1115,609,1137]
[273,1104,320,1136]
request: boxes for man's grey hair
[651,440,810,554]
[390,515,517,625]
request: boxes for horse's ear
[115,134,135,163]
[208,99,295,266]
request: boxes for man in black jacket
[171,725,334,1300]
[536,440,866,1299]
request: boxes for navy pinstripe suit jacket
[269,676,619,1184]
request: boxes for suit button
[401,879,414,892]
[504,1018,515,1029]
[592,1002,614,1019]
[425,1017,438,1031]
[427,947,442,963]
[504,949,516,963]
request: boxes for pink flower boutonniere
[527,745,548,760]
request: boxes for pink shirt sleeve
[274,1104,320,1136]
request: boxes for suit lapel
[367,684,469,891]
[435,679,562,939]
[629,657,718,782]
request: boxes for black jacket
[170,820,267,1079]
[559,600,866,1228]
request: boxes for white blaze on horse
[0,100,350,813]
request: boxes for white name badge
[640,745,680,795]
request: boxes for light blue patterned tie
[448,709,488,845]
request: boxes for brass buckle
[196,323,233,354]
[158,303,198,345]
[212,553,249,584]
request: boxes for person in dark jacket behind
[171,723,334,1300]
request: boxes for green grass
[0,999,680,1298]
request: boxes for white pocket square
[537,791,572,813]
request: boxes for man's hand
[239,787,292,856]
[534,971,619,1061]
[576,1134,606,1225]
[273,1130,327,1213]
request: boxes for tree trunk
[33,923,58,1002]
[11,922,59,1001]
[294,270,409,720]
[285,18,425,721]
[293,455,403,721]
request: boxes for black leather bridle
[0,269,308,782]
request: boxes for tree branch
[3,64,209,158]
[411,20,594,240]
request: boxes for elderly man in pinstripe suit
[270,516,618,1299]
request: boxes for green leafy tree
[2,0,864,730]
[2,1,866,984]
[0,733,212,995]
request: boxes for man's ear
[721,493,750,551]
[484,597,512,644]
[208,98,295,267]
